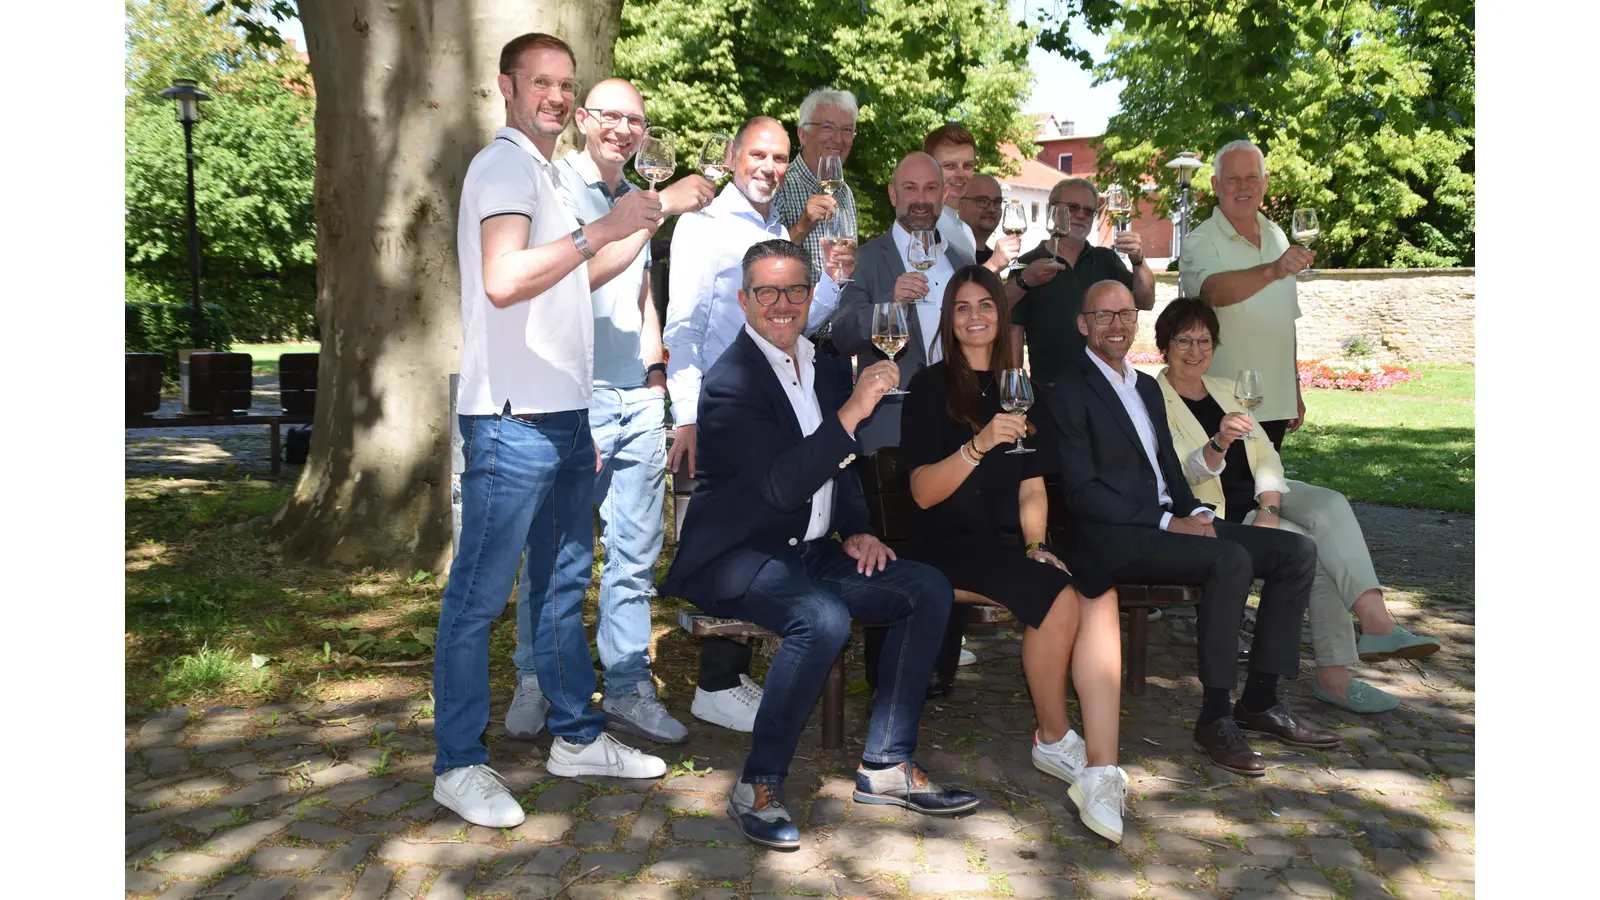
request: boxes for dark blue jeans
[695,539,953,785]
[433,410,604,775]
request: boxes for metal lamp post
[159,78,212,348]
[1165,151,1203,264]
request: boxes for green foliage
[615,0,1037,236]
[125,0,317,357]
[1037,0,1474,268]
[165,643,264,697]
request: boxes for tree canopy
[614,0,1037,236]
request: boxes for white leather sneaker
[958,649,978,666]
[1069,764,1128,843]
[692,678,763,732]
[546,732,667,779]
[1031,729,1087,787]
[433,765,525,828]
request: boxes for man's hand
[987,234,1022,271]
[822,238,857,282]
[1167,514,1216,537]
[801,194,838,226]
[842,532,896,576]
[892,272,930,304]
[1273,245,1316,279]
[596,189,663,243]
[658,175,717,216]
[1020,257,1064,287]
[594,439,603,474]
[1288,389,1306,432]
[839,359,899,431]
[1112,229,1144,266]
[667,423,697,476]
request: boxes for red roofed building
[1025,114,1177,266]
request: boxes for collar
[744,323,814,368]
[790,154,820,187]
[711,182,782,229]
[891,220,947,253]
[1209,206,1271,244]
[561,149,634,200]
[1085,345,1135,385]
[494,127,554,169]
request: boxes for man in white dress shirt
[663,115,852,732]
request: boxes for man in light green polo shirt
[1179,140,1316,450]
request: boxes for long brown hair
[937,265,1015,433]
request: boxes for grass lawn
[232,341,320,377]
[1284,365,1474,512]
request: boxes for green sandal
[1356,625,1442,662]
[1313,679,1400,714]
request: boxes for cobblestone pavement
[125,594,1474,899]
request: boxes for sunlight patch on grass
[164,644,264,698]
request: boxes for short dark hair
[741,239,814,290]
[1153,297,1222,358]
[923,124,976,156]
[499,32,576,74]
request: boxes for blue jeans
[515,386,665,698]
[433,411,604,775]
[695,539,953,785]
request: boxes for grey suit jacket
[832,230,975,453]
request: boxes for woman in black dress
[900,265,1126,843]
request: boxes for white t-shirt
[455,127,593,416]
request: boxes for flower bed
[1297,359,1421,391]
[1127,351,1166,364]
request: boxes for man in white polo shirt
[432,32,668,829]
[1179,140,1316,450]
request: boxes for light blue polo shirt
[555,152,653,390]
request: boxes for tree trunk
[271,0,623,571]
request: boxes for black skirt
[908,537,1115,629]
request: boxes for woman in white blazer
[1150,299,1440,714]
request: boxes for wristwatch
[1208,435,1226,454]
[645,363,667,377]
[571,226,595,260]
[1257,504,1281,517]
[1024,541,1047,554]
[1013,270,1032,291]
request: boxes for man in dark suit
[662,239,978,850]
[831,152,977,453]
[1038,280,1340,777]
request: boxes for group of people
[429,32,1443,853]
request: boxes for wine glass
[1000,199,1029,274]
[821,213,857,287]
[870,302,911,396]
[999,368,1036,455]
[906,229,937,298]
[1233,369,1263,441]
[698,133,732,181]
[1046,202,1072,259]
[1291,208,1320,275]
[635,128,676,191]
[1107,184,1132,266]
[816,154,844,196]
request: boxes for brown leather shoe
[1232,701,1342,749]
[1191,717,1265,776]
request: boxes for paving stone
[218,779,291,808]
[353,819,410,835]
[1217,868,1283,892]
[1282,868,1337,897]
[1145,864,1209,886]
[1305,837,1364,869]
[752,870,835,894]
[814,824,919,859]
[578,851,646,878]
[250,845,327,871]
[425,869,476,899]
[318,778,398,808]
[585,792,648,818]
[150,851,233,878]
[1083,882,1142,900]
[202,816,292,855]
[288,820,356,843]
[687,890,740,900]
[293,875,352,897]
[128,837,183,866]
[355,782,429,816]
[975,839,1062,874]
[475,875,566,898]
[1400,827,1444,851]
[309,762,369,787]
[348,864,395,900]
[126,825,167,852]
[808,796,847,826]
[201,751,257,768]
[312,834,378,873]
[574,819,619,847]
[1005,875,1080,899]
[1422,852,1475,882]
[1064,847,1138,880]
[125,868,167,894]
[532,780,590,812]
[566,885,679,900]
[908,873,991,895]
[624,810,667,852]
[510,812,573,843]
[649,791,712,813]
[230,876,299,900]
[155,874,252,900]
[1153,832,1214,857]
[388,867,431,899]
[646,846,754,880]
[1375,848,1425,882]
[1246,838,1299,857]
[671,816,746,843]
[376,837,500,867]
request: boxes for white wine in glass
[816,154,844,195]
[1000,199,1029,274]
[1106,184,1132,266]
[870,302,911,395]
[907,229,937,283]
[821,213,857,287]
[1292,208,1320,275]
[635,128,677,190]
[698,133,731,181]
[1233,369,1263,441]
[999,368,1036,455]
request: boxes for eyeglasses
[961,196,1003,208]
[750,284,812,306]
[1083,309,1139,326]
[802,121,857,138]
[582,108,650,130]
[1059,202,1099,217]
[1170,336,1214,351]
[507,72,580,96]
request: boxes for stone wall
[1133,269,1476,365]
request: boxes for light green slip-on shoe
[1314,679,1400,714]
[1357,625,1442,662]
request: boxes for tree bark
[271,0,623,571]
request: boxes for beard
[897,203,938,231]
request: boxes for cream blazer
[1155,369,1290,520]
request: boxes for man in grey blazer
[833,152,976,453]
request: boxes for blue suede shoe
[1357,625,1442,662]
[853,761,980,816]
[727,781,800,851]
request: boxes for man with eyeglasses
[956,173,1021,271]
[664,116,851,734]
[1008,177,1155,384]
[662,238,978,850]
[433,33,671,831]
[774,88,861,281]
[1038,279,1336,781]
[489,78,716,749]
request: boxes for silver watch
[570,227,595,260]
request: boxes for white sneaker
[1031,729,1087,787]
[692,679,763,732]
[958,649,978,666]
[739,673,765,700]
[546,732,667,779]
[504,674,549,739]
[433,765,526,828]
[1069,765,1127,843]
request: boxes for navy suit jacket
[660,328,873,604]
[1038,351,1210,570]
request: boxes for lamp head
[160,79,212,124]
[1165,151,1202,188]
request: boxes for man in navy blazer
[662,239,978,850]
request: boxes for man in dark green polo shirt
[1009,177,1155,384]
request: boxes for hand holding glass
[870,302,911,395]
[821,214,857,286]
[635,129,676,190]
[816,154,844,196]
[906,229,937,290]
[999,368,1036,454]
[698,133,731,181]
[1000,200,1029,274]
[1291,208,1320,275]
[1233,369,1263,441]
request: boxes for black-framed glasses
[1170,336,1214,351]
[507,72,580,96]
[802,121,857,137]
[961,196,1003,208]
[1083,309,1139,326]
[582,108,650,131]
[750,284,812,306]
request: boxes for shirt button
[788,537,798,546]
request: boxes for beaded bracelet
[958,442,981,466]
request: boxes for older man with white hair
[1179,140,1316,450]
[775,88,861,281]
